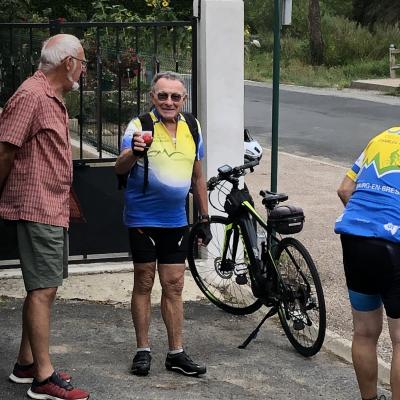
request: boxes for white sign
[282,0,292,26]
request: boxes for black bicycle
[188,159,326,357]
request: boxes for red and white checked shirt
[0,70,72,228]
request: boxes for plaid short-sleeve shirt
[0,71,72,228]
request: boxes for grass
[245,52,390,89]
[245,15,400,90]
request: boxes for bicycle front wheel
[188,216,262,315]
[276,237,326,357]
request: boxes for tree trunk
[309,0,324,65]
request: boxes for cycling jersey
[335,127,400,243]
[120,110,204,228]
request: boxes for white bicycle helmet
[244,128,263,162]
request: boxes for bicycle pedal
[293,320,305,331]
[236,274,248,285]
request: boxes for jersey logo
[148,149,186,158]
[384,222,399,236]
[363,148,400,177]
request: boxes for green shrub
[371,23,400,58]
[281,35,309,64]
[65,90,138,125]
[342,58,388,79]
[322,15,374,66]
[102,90,137,124]
[321,15,400,66]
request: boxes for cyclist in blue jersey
[115,72,211,377]
[335,126,400,400]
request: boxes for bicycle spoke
[188,216,262,315]
[276,237,326,357]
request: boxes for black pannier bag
[268,205,304,234]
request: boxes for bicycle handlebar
[207,159,260,190]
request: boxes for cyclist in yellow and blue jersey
[115,72,211,379]
[120,108,204,227]
[335,126,400,400]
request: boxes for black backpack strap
[138,113,154,133]
[181,112,199,158]
[138,113,155,193]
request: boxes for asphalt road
[1,297,390,400]
[245,83,400,165]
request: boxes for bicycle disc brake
[214,257,234,278]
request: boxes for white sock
[137,347,151,353]
[168,348,184,355]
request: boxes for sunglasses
[155,92,185,102]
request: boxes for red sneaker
[27,372,89,400]
[9,363,71,384]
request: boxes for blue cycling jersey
[335,127,400,243]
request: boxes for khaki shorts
[17,221,68,291]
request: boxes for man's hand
[131,132,147,157]
[196,221,212,246]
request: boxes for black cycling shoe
[131,351,151,376]
[165,351,206,376]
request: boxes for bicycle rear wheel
[188,216,262,315]
[276,237,326,357]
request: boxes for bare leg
[16,296,33,365]
[158,264,185,350]
[352,307,383,400]
[131,262,156,348]
[388,316,400,400]
[24,287,58,381]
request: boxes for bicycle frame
[220,200,280,298]
[221,198,312,302]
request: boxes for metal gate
[0,19,197,264]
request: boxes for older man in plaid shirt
[0,34,89,400]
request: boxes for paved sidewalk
[351,78,400,91]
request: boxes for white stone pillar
[194,0,244,180]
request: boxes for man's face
[73,47,86,81]
[66,46,86,91]
[150,78,187,122]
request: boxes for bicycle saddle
[259,190,288,207]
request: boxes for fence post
[390,44,397,79]
[49,20,61,36]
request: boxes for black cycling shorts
[340,234,400,319]
[128,226,189,264]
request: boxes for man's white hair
[38,34,82,73]
[151,71,187,95]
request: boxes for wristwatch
[198,214,210,222]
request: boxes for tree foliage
[0,0,194,22]
[353,0,400,26]
[244,0,399,34]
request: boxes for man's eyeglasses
[69,56,88,68]
[155,92,185,102]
